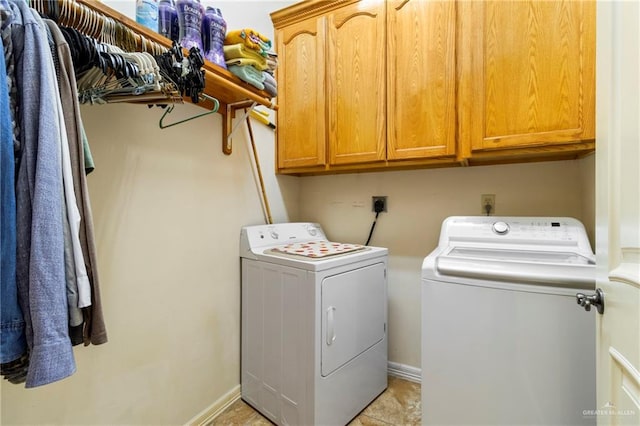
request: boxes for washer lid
[429,247,595,288]
[447,247,594,265]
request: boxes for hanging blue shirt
[0,33,27,365]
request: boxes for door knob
[576,288,605,314]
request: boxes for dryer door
[321,262,386,377]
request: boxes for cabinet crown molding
[271,0,361,28]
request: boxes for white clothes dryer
[240,222,388,426]
[422,216,596,426]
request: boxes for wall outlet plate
[372,196,388,212]
[481,194,496,215]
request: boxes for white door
[595,2,640,425]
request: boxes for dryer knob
[492,221,510,235]
[307,227,317,236]
[270,231,279,239]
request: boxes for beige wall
[1,111,595,424]
[0,102,297,425]
[297,159,596,368]
[2,2,300,423]
[579,154,596,247]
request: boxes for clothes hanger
[99,17,111,44]
[39,0,201,110]
[88,8,101,39]
[77,48,167,104]
[58,0,69,26]
[69,0,79,28]
[50,0,60,21]
[158,94,220,129]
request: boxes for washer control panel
[440,216,594,254]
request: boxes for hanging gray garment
[42,19,84,346]
[44,19,107,345]
[42,20,108,346]
[11,0,76,388]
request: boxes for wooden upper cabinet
[275,16,327,169]
[327,2,386,165]
[459,0,596,154]
[387,0,457,160]
[271,0,595,174]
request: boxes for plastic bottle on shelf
[203,7,227,68]
[176,0,204,52]
[158,0,176,40]
[136,0,159,31]
[202,10,210,56]
[171,4,180,43]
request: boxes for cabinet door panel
[327,2,386,165]
[387,0,456,160]
[460,0,595,152]
[276,18,326,169]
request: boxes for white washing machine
[422,216,596,426]
[240,222,388,426]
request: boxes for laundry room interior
[2,0,638,426]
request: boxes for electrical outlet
[372,196,388,212]
[481,194,496,215]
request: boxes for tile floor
[208,376,421,426]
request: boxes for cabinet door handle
[326,306,336,346]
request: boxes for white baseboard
[186,384,241,426]
[388,361,422,384]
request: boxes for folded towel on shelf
[223,43,268,68]
[263,71,276,87]
[225,29,272,56]
[266,51,278,71]
[262,71,277,97]
[228,65,265,90]
[225,57,269,71]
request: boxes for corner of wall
[578,154,596,248]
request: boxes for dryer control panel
[240,222,327,255]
